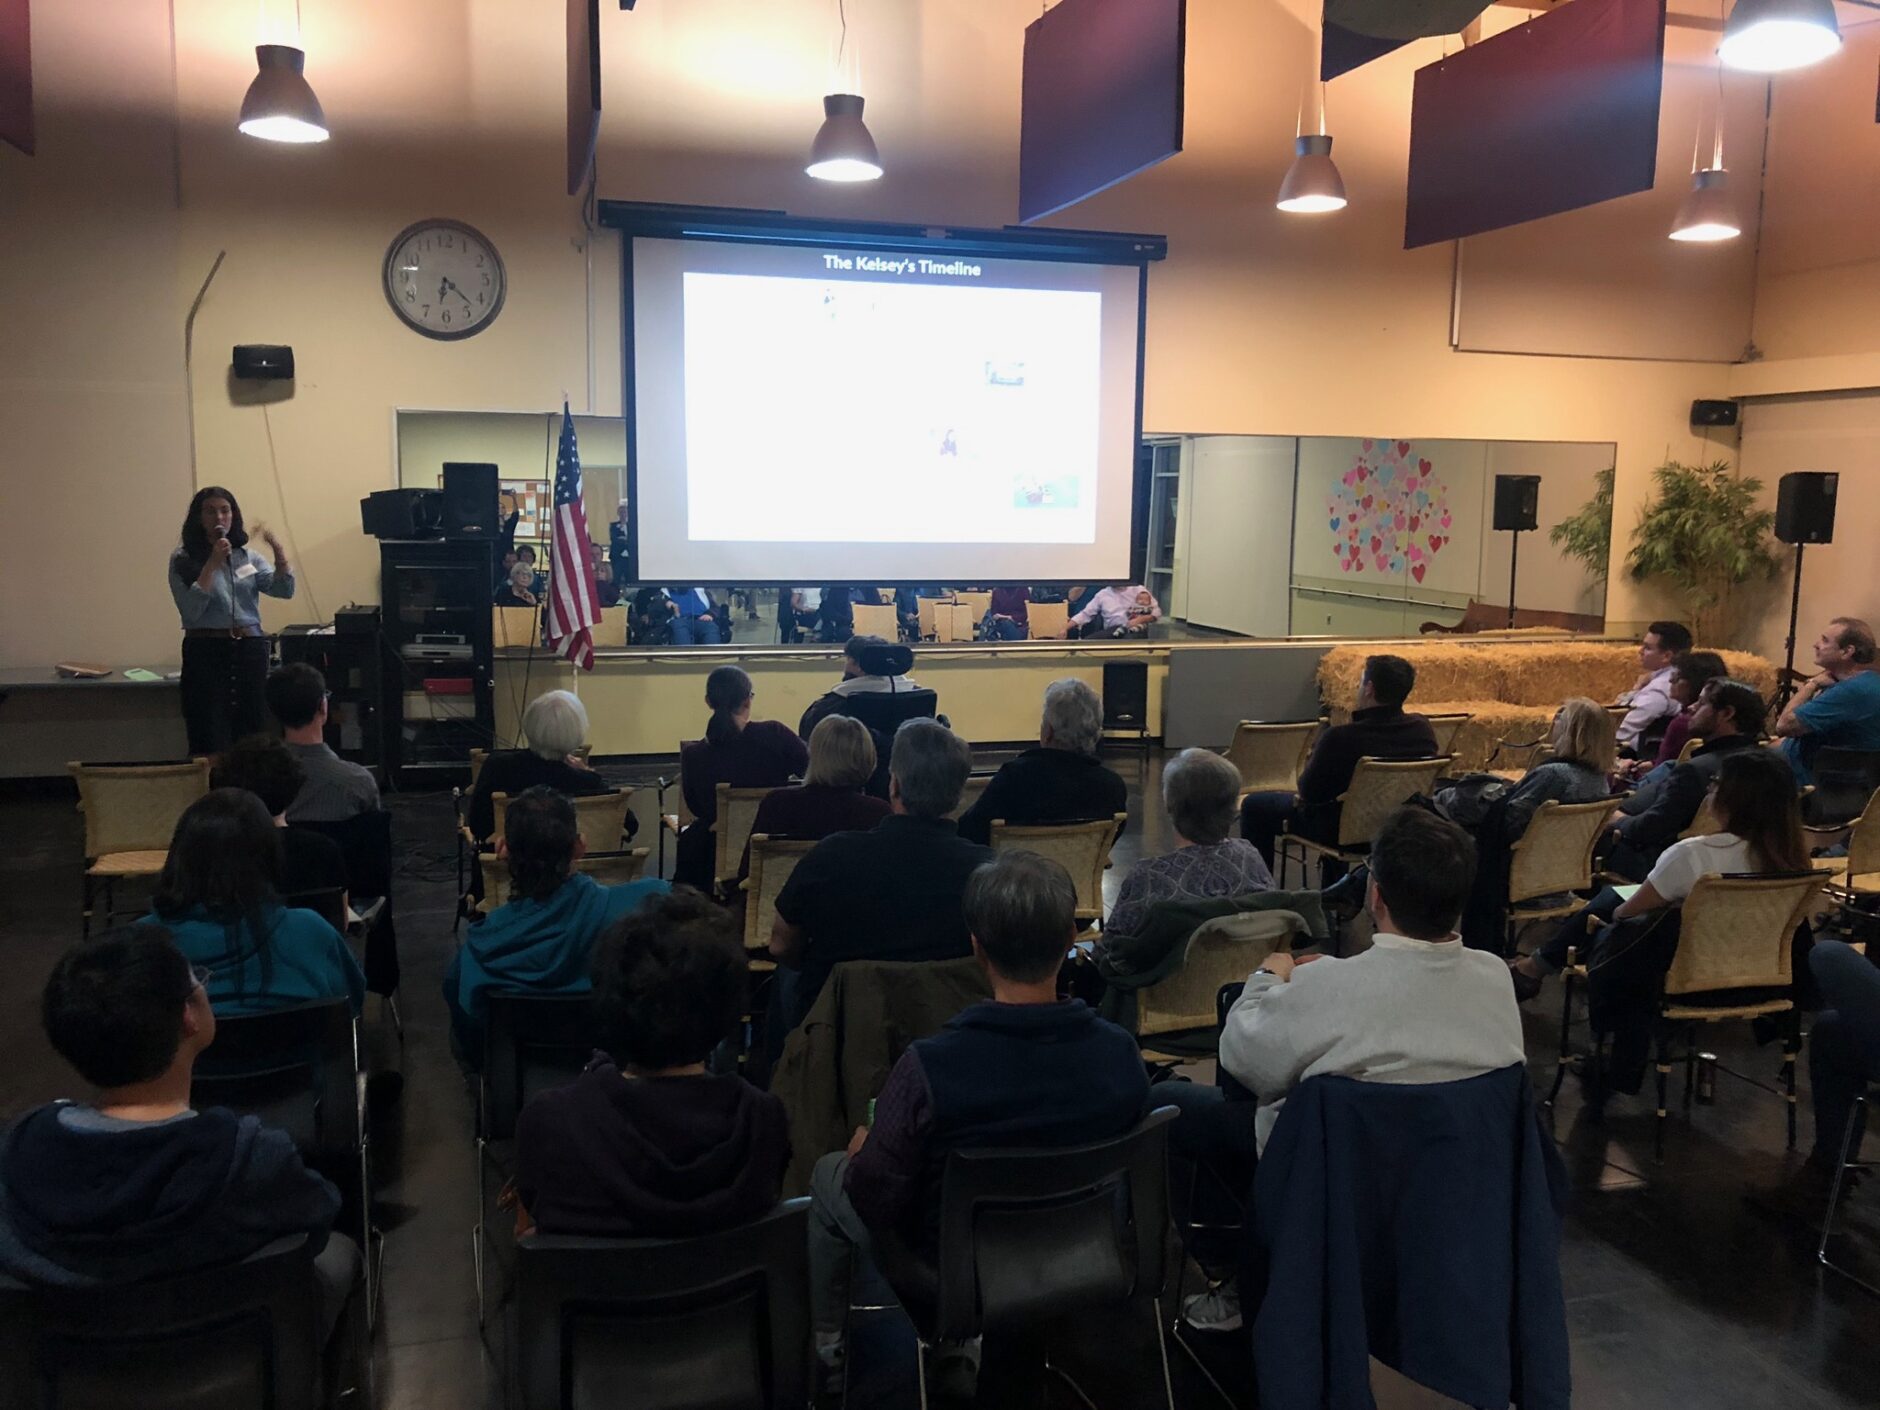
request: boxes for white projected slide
[631,237,1143,583]
[683,273,1100,546]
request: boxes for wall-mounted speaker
[1691,398,1739,428]
[360,488,443,540]
[232,344,295,380]
[441,462,500,539]
[1492,474,1540,532]
[1775,472,1837,545]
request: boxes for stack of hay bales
[1315,642,1775,772]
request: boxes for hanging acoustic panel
[1,0,30,156]
[566,0,600,195]
[1019,0,1185,224]
[1404,0,1666,249]
[1321,0,1494,79]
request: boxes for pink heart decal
[1397,441,1411,456]
[1411,563,1427,583]
[1369,535,1382,554]
[1341,558,1354,572]
[1428,534,1441,552]
[1440,514,1452,528]
[1419,459,1431,473]
[1409,514,1420,531]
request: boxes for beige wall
[4,0,1875,677]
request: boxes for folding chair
[712,783,774,899]
[1423,712,1473,757]
[1505,797,1621,953]
[1274,756,1450,890]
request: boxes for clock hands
[440,276,476,311]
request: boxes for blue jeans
[669,614,712,645]
[1809,941,1880,1163]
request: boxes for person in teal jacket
[446,786,669,1066]
[145,789,366,1016]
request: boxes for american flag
[545,402,602,670]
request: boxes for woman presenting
[169,485,295,755]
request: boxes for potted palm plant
[1623,459,1779,643]
[1549,464,1614,583]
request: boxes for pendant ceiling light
[1717,0,1841,73]
[1672,18,1740,242]
[239,44,329,142]
[807,0,880,182]
[1277,82,1346,214]
[239,3,327,143]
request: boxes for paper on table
[123,668,163,682]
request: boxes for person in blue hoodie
[145,788,366,1017]
[445,785,669,1065]
[0,927,360,1367]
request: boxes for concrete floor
[3,748,1878,1407]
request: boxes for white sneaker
[1182,1283,1242,1333]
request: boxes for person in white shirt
[1614,620,1693,753]
[1170,806,1526,1333]
[1064,583,1161,638]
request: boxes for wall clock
[383,219,506,340]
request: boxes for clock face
[383,219,505,340]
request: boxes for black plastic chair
[297,810,401,1008]
[474,991,601,1326]
[189,999,381,1329]
[514,1199,813,1410]
[0,1235,324,1410]
[285,886,348,934]
[869,1106,1179,1410]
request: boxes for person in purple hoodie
[512,890,790,1237]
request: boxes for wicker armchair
[1505,797,1621,950]
[1274,756,1451,889]
[1820,794,1880,908]
[1137,910,1304,1062]
[740,835,817,954]
[1222,721,1319,799]
[1548,871,1820,1159]
[492,788,636,855]
[1423,712,1474,757]
[712,785,775,897]
[989,814,1127,926]
[945,773,995,822]
[68,759,211,937]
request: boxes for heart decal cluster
[1327,438,1452,583]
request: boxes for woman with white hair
[466,690,620,845]
[956,678,1128,845]
[735,715,892,883]
[1098,748,1273,958]
[494,561,539,607]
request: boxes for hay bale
[1315,644,1504,712]
[1718,650,1775,695]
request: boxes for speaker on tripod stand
[1774,472,1837,707]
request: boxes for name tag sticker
[234,562,259,581]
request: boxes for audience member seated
[495,562,539,607]
[444,787,669,1064]
[797,635,929,740]
[817,584,856,643]
[264,662,382,823]
[805,851,1149,1375]
[467,690,617,846]
[0,927,360,1349]
[894,585,941,639]
[769,719,992,1033]
[665,586,720,646]
[1775,616,1880,785]
[1065,582,1161,638]
[1631,650,1727,779]
[1168,808,1524,1332]
[513,890,789,1236]
[1511,750,1809,1011]
[675,665,810,891]
[985,584,1031,640]
[1755,938,1880,1217]
[1239,653,1438,869]
[1100,749,1272,963]
[736,716,891,882]
[1607,678,1771,881]
[146,789,365,1016]
[956,678,1127,846]
[1613,620,1692,756]
[212,734,349,900]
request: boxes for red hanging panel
[1,0,31,156]
[1404,0,1666,249]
